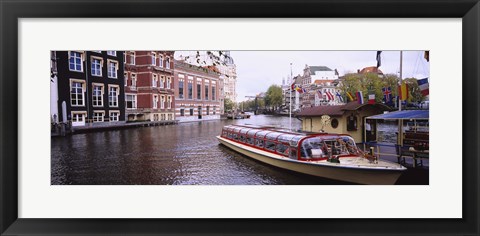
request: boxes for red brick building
[124,51,175,121]
[174,60,221,122]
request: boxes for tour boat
[217,125,407,185]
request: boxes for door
[198,106,202,119]
[71,112,86,126]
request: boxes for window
[126,94,137,109]
[189,108,194,116]
[91,58,102,76]
[178,80,184,99]
[206,106,210,115]
[151,52,156,66]
[153,95,159,109]
[70,81,85,106]
[152,74,158,87]
[188,81,193,99]
[167,77,171,89]
[205,84,209,100]
[213,106,216,115]
[108,60,118,78]
[166,57,170,69]
[69,51,83,72]
[160,95,164,109]
[109,111,119,122]
[212,85,216,101]
[197,83,201,99]
[107,51,116,56]
[180,109,185,116]
[131,73,137,87]
[93,111,104,122]
[160,76,165,88]
[92,84,103,107]
[108,86,119,107]
[124,72,128,86]
[167,96,171,109]
[159,55,163,67]
[130,52,135,65]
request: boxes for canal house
[296,101,391,142]
[54,51,125,126]
[174,60,221,122]
[124,51,175,122]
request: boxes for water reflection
[51,115,347,185]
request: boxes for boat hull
[217,136,404,185]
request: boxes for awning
[366,110,429,120]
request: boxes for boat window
[276,143,288,156]
[289,148,297,159]
[239,135,246,143]
[239,128,250,135]
[247,129,258,137]
[265,141,276,151]
[278,134,296,143]
[246,137,254,145]
[289,136,304,147]
[255,139,264,148]
[227,132,233,139]
[255,131,270,139]
[266,132,281,141]
[232,133,239,140]
[233,127,243,133]
[301,137,326,159]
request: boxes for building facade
[54,51,125,126]
[174,60,221,122]
[124,51,175,122]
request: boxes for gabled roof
[297,102,391,117]
[310,66,333,74]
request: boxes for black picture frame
[1,0,479,235]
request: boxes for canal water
[51,115,427,185]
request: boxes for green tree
[264,85,283,111]
[224,98,234,111]
[340,73,404,104]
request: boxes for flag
[356,91,364,104]
[382,87,392,103]
[398,82,409,101]
[424,51,429,62]
[346,91,354,101]
[326,91,334,100]
[290,82,296,91]
[335,92,344,103]
[368,94,375,104]
[376,51,382,68]
[417,78,429,96]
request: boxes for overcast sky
[230,51,430,102]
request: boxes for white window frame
[107,51,116,56]
[152,74,158,88]
[107,60,118,78]
[166,57,170,69]
[167,77,171,89]
[160,76,165,88]
[91,57,103,76]
[69,51,83,72]
[160,95,165,109]
[125,94,137,109]
[130,51,136,65]
[93,111,105,122]
[153,95,159,109]
[70,79,85,107]
[131,73,137,87]
[151,52,156,66]
[109,111,120,122]
[71,111,87,125]
[108,85,119,107]
[167,96,171,109]
[124,72,128,86]
[92,83,104,107]
[158,55,163,68]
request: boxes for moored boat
[216,124,406,184]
